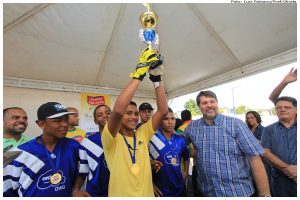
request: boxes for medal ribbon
[40,135,61,172]
[121,133,137,164]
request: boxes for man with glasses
[261,96,297,197]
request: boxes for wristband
[153,82,160,88]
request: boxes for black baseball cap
[37,102,76,120]
[139,102,154,111]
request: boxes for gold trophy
[139,3,159,50]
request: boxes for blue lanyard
[121,133,136,164]
[39,135,61,171]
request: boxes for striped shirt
[183,114,264,197]
[149,130,189,196]
[79,132,109,197]
[3,136,81,197]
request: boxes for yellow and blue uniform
[66,128,86,142]
[101,119,155,196]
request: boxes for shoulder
[221,114,238,122]
[72,128,87,137]
[189,119,201,126]
[21,135,32,141]
[183,119,201,134]
[263,122,278,133]
[87,132,99,139]
[61,137,80,148]
[135,123,142,130]
[17,138,38,151]
[264,122,278,129]
[13,141,46,167]
[257,124,265,130]
[101,123,118,145]
[177,123,188,132]
[222,115,246,126]
[174,133,185,142]
[140,118,153,129]
[137,119,154,135]
[76,128,86,134]
[82,133,101,147]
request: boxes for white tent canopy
[4,3,297,99]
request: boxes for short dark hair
[66,107,78,111]
[181,110,191,122]
[274,96,297,107]
[129,101,137,107]
[93,105,111,119]
[175,118,183,131]
[3,107,25,118]
[196,90,218,106]
[246,111,262,127]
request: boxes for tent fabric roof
[3,3,297,99]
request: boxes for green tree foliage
[218,108,225,114]
[235,105,252,115]
[184,99,201,116]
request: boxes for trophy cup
[139,3,159,50]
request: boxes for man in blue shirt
[72,104,111,197]
[3,102,84,197]
[261,96,297,196]
[149,108,189,197]
[183,90,270,197]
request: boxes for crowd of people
[3,48,297,197]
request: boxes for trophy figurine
[139,3,159,50]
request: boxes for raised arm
[269,67,297,103]
[107,79,141,137]
[151,82,168,131]
[148,56,168,131]
[107,48,163,137]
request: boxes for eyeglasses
[275,106,294,111]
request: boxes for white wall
[4,86,156,138]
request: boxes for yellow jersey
[66,128,86,142]
[102,119,155,197]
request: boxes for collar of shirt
[3,136,30,149]
[200,113,221,126]
[278,119,297,129]
[4,136,28,142]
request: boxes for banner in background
[80,93,110,135]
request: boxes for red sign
[87,96,105,105]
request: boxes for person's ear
[36,120,46,130]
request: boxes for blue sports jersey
[148,131,189,196]
[79,132,109,197]
[3,136,81,197]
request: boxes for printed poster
[80,93,110,135]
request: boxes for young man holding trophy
[101,46,168,196]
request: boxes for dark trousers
[192,165,204,197]
[271,173,297,197]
